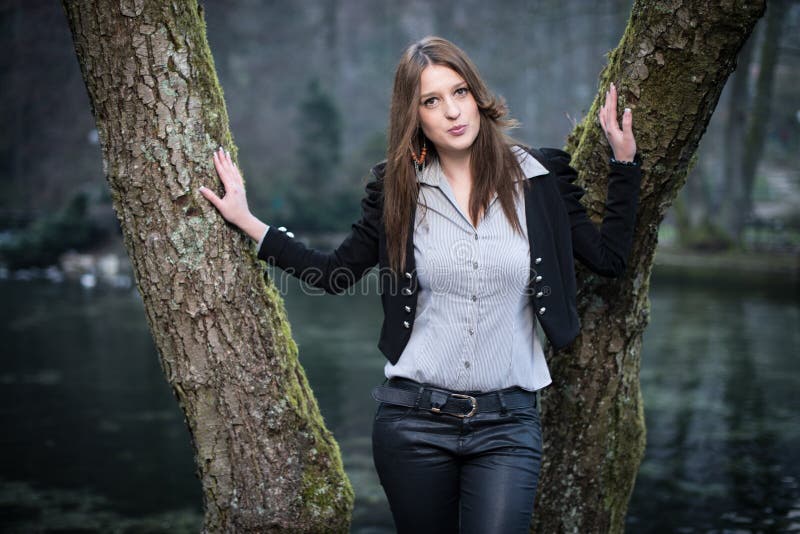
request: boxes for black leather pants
[371,386,542,534]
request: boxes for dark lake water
[1,269,798,532]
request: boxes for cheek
[467,99,480,121]
[469,104,481,136]
[418,110,437,136]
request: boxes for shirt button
[464,361,471,369]
[468,327,474,335]
[402,288,412,296]
[471,295,477,302]
[472,262,478,270]
[404,305,412,313]
[536,291,544,298]
[404,272,413,279]
[403,321,411,329]
[535,257,542,265]
[538,307,546,315]
[474,233,479,240]
[535,275,543,282]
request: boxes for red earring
[410,138,427,173]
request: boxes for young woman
[200,36,640,534]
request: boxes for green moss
[300,455,354,531]
[254,271,354,525]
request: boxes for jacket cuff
[609,153,643,181]
[256,225,270,251]
[257,225,291,266]
[609,152,643,170]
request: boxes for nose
[443,97,460,120]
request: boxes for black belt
[371,377,537,418]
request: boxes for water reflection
[627,276,800,532]
[0,282,203,531]
[0,272,797,532]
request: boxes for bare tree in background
[734,0,787,243]
[61,0,764,532]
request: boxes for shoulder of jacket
[536,147,573,168]
[514,145,573,174]
[370,160,388,180]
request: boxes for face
[417,64,480,159]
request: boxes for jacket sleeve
[257,174,383,294]
[540,147,641,277]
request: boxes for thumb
[199,186,223,211]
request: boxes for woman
[200,36,640,534]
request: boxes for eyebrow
[419,81,468,101]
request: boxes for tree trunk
[533,1,765,533]
[61,2,353,532]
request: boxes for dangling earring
[410,137,427,176]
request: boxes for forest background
[1,0,798,269]
[1,1,799,532]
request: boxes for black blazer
[258,147,642,364]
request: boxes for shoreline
[652,246,799,294]
[2,243,798,292]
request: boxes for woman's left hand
[598,82,637,162]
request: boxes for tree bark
[533,1,765,533]
[61,2,353,532]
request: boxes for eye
[422,97,439,108]
[455,87,469,97]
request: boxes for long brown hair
[385,36,527,274]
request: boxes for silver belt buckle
[430,393,477,418]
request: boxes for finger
[609,83,618,126]
[218,146,230,173]
[622,107,633,136]
[219,147,239,185]
[225,149,244,186]
[599,104,607,134]
[217,147,240,189]
[199,186,223,211]
[213,150,232,189]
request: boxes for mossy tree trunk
[61,1,353,532]
[533,1,765,532]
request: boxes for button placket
[400,270,415,329]
[468,230,482,344]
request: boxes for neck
[438,150,472,186]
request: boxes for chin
[455,134,479,153]
[440,132,479,155]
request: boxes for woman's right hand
[200,147,267,242]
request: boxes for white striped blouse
[384,146,552,392]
